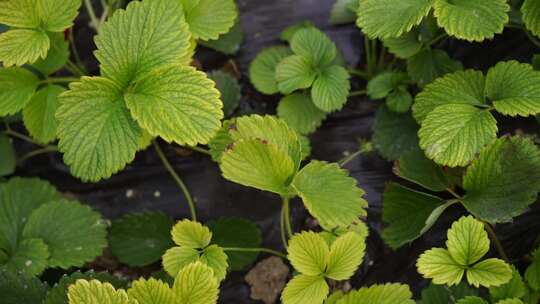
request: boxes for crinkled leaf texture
[0,67,40,116]
[1,238,49,277]
[336,283,415,304]
[180,0,238,41]
[396,148,453,192]
[522,0,540,38]
[128,278,176,304]
[22,85,65,144]
[0,270,48,304]
[199,20,243,55]
[208,70,241,116]
[278,93,327,135]
[407,48,463,86]
[249,46,293,95]
[489,266,526,302]
[372,105,420,160]
[171,220,212,249]
[446,216,489,266]
[311,65,350,112]
[281,275,329,304]
[172,261,219,304]
[68,280,136,304]
[287,231,329,276]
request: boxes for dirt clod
[245,256,289,304]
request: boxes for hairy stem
[483,221,510,262]
[222,247,286,259]
[282,197,293,238]
[280,204,289,249]
[446,187,461,199]
[153,140,197,221]
[349,90,367,97]
[84,0,101,31]
[339,150,363,167]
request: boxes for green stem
[280,207,288,249]
[187,145,211,156]
[68,31,86,72]
[446,187,461,199]
[427,33,448,46]
[526,31,540,48]
[339,150,363,167]
[282,197,293,238]
[84,0,101,31]
[349,90,367,97]
[377,44,387,70]
[17,146,58,164]
[483,221,510,263]
[39,77,80,85]
[3,129,45,147]
[222,247,286,259]
[347,69,369,79]
[364,36,373,77]
[153,140,197,221]
[66,60,86,77]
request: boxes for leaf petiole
[39,77,80,85]
[221,247,286,259]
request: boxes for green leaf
[276,55,317,94]
[396,149,452,192]
[56,77,142,182]
[0,0,40,28]
[311,65,350,112]
[522,0,540,37]
[336,283,415,304]
[277,93,326,135]
[287,231,329,276]
[291,160,367,229]
[281,274,329,304]
[526,248,540,291]
[94,0,192,87]
[199,245,228,281]
[162,247,199,278]
[0,270,48,304]
[413,70,486,123]
[372,105,420,160]
[467,259,512,288]
[172,262,219,304]
[1,238,49,277]
[208,70,241,116]
[446,216,489,266]
[356,0,434,39]
[496,299,524,304]
[490,267,526,302]
[199,20,243,55]
[32,32,69,75]
[417,248,465,285]
[220,139,296,195]
[382,30,423,59]
[433,0,509,42]
[22,85,65,144]
[0,177,59,252]
[418,104,497,167]
[381,183,445,249]
[171,220,212,249]
[38,0,81,32]
[0,67,40,116]
[280,21,315,43]
[207,217,262,271]
[485,61,540,117]
[407,49,463,86]
[330,0,358,25]
[208,119,234,162]
[325,232,366,280]
[22,199,107,269]
[124,65,223,146]
[109,212,175,267]
[420,283,479,304]
[462,136,540,223]
[290,27,336,67]
[0,29,50,66]
[128,278,175,304]
[386,87,413,113]
[367,72,408,100]
[249,46,293,95]
[456,297,488,304]
[0,134,15,176]
[181,0,238,41]
[68,280,135,304]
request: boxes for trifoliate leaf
[172,262,219,304]
[336,283,415,304]
[0,67,40,116]
[287,231,329,276]
[281,274,329,304]
[45,271,128,304]
[207,217,262,271]
[0,0,40,28]
[372,105,420,160]
[462,136,540,223]
[418,104,497,167]
[94,0,192,87]
[0,177,59,252]
[413,70,486,123]
[22,85,64,144]
[68,280,135,304]
[467,259,513,288]
[171,220,212,249]
[330,0,358,25]
[386,87,413,113]
[199,245,228,281]
[0,134,15,176]
[382,30,423,59]
[433,0,509,42]
[381,183,445,249]
[485,61,540,117]
[276,55,317,95]
[356,0,434,39]
[56,77,142,182]
[199,20,243,55]
[490,267,526,302]
[280,21,315,43]
[522,0,540,37]
[396,148,452,192]
[127,278,175,304]
[367,72,408,99]
[291,160,367,228]
[22,199,107,269]
[38,0,81,32]
[417,248,465,285]
[277,93,326,135]
[0,270,48,304]
[446,216,489,266]
[325,232,365,280]
[249,46,293,95]
[407,49,463,86]
[124,65,223,146]
[0,29,50,66]
[311,65,350,112]
[1,238,49,277]
[181,0,237,41]
[456,297,488,304]
[162,247,199,277]
[290,27,336,67]
[220,139,296,195]
[208,120,234,162]
[109,212,175,267]
[208,70,241,116]
[32,33,69,75]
